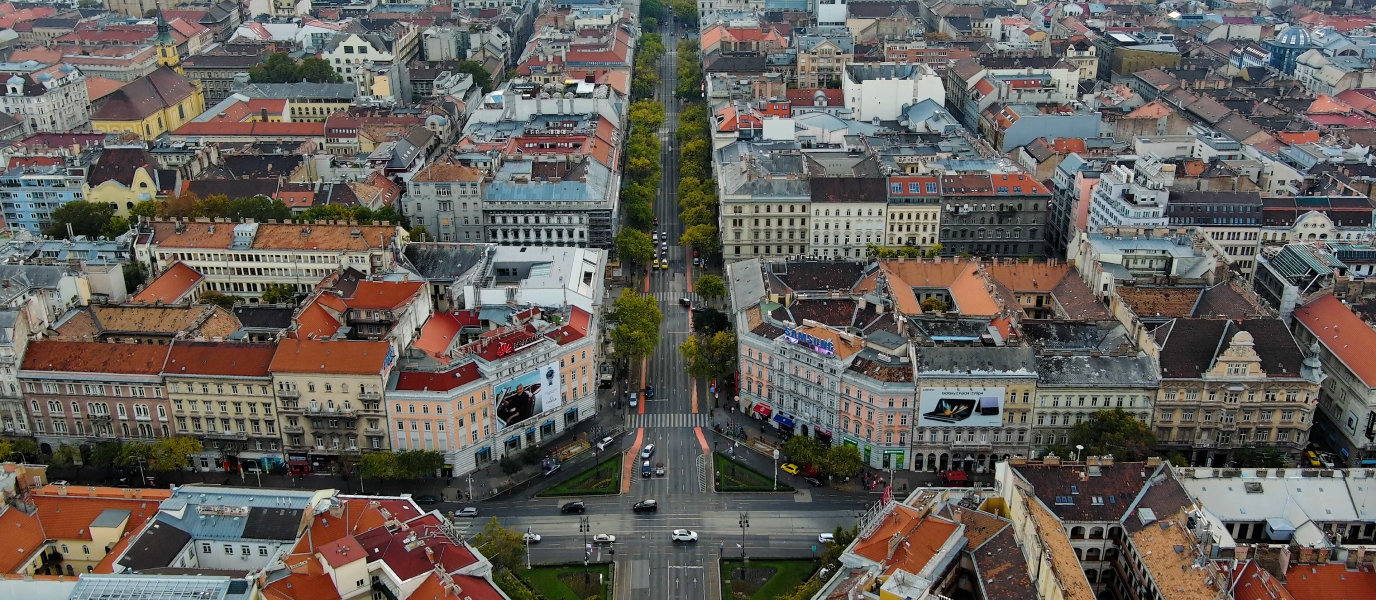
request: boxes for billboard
[494,361,562,429]
[917,387,1004,428]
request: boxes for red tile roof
[21,341,170,375]
[346,281,425,310]
[269,338,391,376]
[1284,563,1376,600]
[852,506,960,576]
[0,507,46,573]
[1293,293,1376,387]
[1234,561,1296,600]
[166,341,275,378]
[293,302,341,340]
[317,535,367,568]
[130,261,202,305]
[413,313,467,359]
[394,363,481,392]
[172,121,326,137]
[263,554,341,600]
[32,494,159,541]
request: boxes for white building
[0,62,90,135]
[1086,157,1173,232]
[842,63,944,122]
[810,178,889,258]
[321,31,412,101]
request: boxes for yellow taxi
[781,463,800,475]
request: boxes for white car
[640,444,656,459]
[456,507,478,518]
[596,436,615,451]
[593,534,617,544]
[818,533,835,543]
[671,529,698,542]
[523,532,542,543]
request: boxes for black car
[803,477,824,488]
[560,501,586,513]
[633,500,658,513]
[415,494,438,505]
[644,386,655,399]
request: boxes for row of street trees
[612,101,667,283]
[630,33,665,100]
[356,449,447,480]
[779,436,866,478]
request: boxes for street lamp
[738,511,749,562]
[772,449,779,491]
[525,526,532,570]
[579,516,591,583]
[1074,445,1085,462]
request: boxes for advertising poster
[494,361,561,428]
[917,387,1004,428]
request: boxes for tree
[1069,408,1157,461]
[641,0,666,19]
[608,289,662,361]
[123,260,149,294]
[822,444,864,478]
[680,224,719,254]
[615,228,655,268]
[299,204,358,222]
[643,16,659,29]
[1233,447,1290,468]
[117,441,154,467]
[260,284,297,305]
[198,291,245,309]
[671,0,698,26]
[472,517,526,572]
[101,216,131,239]
[519,445,543,466]
[4,437,38,462]
[921,297,948,313]
[691,307,730,335]
[679,204,714,228]
[90,441,123,469]
[695,274,727,305]
[498,455,522,475]
[373,205,408,226]
[680,331,736,382]
[45,201,115,239]
[152,437,202,472]
[249,52,303,84]
[228,196,292,222]
[493,571,539,600]
[395,450,444,479]
[129,200,159,221]
[298,56,343,83]
[1165,452,1189,467]
[409,225,431,242]
[359,452,400,480]
[52,443,81,466]
[896,246,921,258]
[454,61,494,93]
[193,194,232,219]
[925,243,943,258]
[782,436,821,469]
[160,190,200,218]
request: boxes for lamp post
[579,516,591,583]
[772,449,779,491]
[525,526,532,570]
[738,511,749,561]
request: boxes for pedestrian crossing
[649,291,696,304]
[627,412,711,429]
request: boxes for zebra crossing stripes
[650,291,696,304]
[627,413,711,429]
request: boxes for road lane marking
[622,428,644,494]
[694,427,708,454]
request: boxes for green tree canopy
[260,284,297,305]
[679,224,719,253]
[1070,408,1157,461]
[1233,447,1290,468]
[228,196,293,222]
[250,53,342,83]
[472,517,526,572]
[679,331,736,382]
[130,200,159,220]
[822,444,864,478]
[454,61,494,93]
[395,450,445,479]
[921,297,947,312]
[298,56,343,83]
[615,228,655,267]
[609,289,662,361]
[51,444,80,466]
[90,441,124,469]
[46,201,115,239]
[199,291,246,309]
[695,274,727,303]
[680,204,714,228]
[359,452,399,480]
[781,436,822,469]
[152,437,203,472]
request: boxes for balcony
[358,392,381,401]
[364,427,385,437]
[278,389,300,398]
[950,440,994,451]
[203,431,248,441]
[282,425,304,434]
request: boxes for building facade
[165,341,280,472]
[270,338,393,475]
[404,162,486,244]
[19,341,172,454]
[0,62,91,135]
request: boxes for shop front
[771,412,795,432]
[237,452,283,473]
[752,403,773,420]
[882,449,906,470]
[814,427,832,447]
[288,454,310,475]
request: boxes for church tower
[155,11,181,73]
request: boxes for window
[202,543,212,554]
[224,545,234,555]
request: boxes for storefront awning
[814,428,832,439]
[526,428,536,435]
[773,413,794,428]
[753,403,773,417]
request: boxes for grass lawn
[720,558,818,600]
[535,452,623,497]
[714,452,794,492]
[517,564,612,600]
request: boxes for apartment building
[0,161,90,235]
[321,28,415,101]
[1153,318,1324,466]
[19,341,172,454]
[809,178,888,259]
[1031,352,1159,451]
[885,175,943,251]
[1165,190,1264,275]
[134,220,403,300]
[270,338,394,475]
[1085,160,1172,232]
[717,141,812,262]
[1291,294,1376,467]
[937,172,1051,258]
[796,32,853,89]
[404,161,486,243]
[295,269,432,353]
[0,308,34,437]
[165,342,280,472]
[0,62,91,135]
[912,346,1038,473]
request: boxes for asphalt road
[461,19,875,600]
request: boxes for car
[818,533,835,544]
[644,386,655,399]
[456,507,478,518]
[633,500,658,512]
[596,436,616,451]
[415,494,438,505]
[652,232,659,241]
[780,463,799,475]
[1306,450,1322,467]
[593,534,616,544]
[542,464,561,477]
[642,460,652,477]
[560,501,586,514]
[655,462,666,476]
[679,297,692,308]
[803,476,824,487]
[660,259,669,270]
[652,259,663,270]
[671,529,698,542]
[630,393,638,407]
[1318,453,1337,469]
[523,532,542,543]
[640,444,656,459]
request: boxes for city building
[936,172,1051,258]
[885,174,943,251]
[841,63,944,122]
[0,159,89,235]
[404,161,487,244]
[1085,158,1173,232]
[717,141,811,262]
[809,177,888,258]
[0,61,91,135]
[4,485,174,577]
[1165,190,1264,275]
[165,341,280,472]
[90,67,206,141]
[270,338,394,475]
[19,341,173,454]
[1291,294,1376,467]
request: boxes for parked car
[660,259,669,270]
[593,534,616,544]
[633,500,658,513]
[640,444,656,459]
[415,494,438,505]
[596,436,616,451]
[780,463,799,475]
[630,393,638,407]
[49,480,68,486]
[818,533,835,543]
[671,529,698,542]
[560,501,586,514]
[1306,450,1321,467]
[456,507,478,517]
[803,476,824,487]
[655,462,666,476]
[523,532,542,543]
